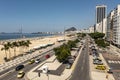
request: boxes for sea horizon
[0,33,57,41]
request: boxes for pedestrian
[106,74,108,79]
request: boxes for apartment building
[112,5,120,47]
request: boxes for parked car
[95,65,106,70]
[28,59,35,64]
[15,65,24,71]
[66,63,71,69]
[17,71,25,78]
[93,60,99,64]
[107,68,113,74]
[35,59,41,63]
[97,61,103,65]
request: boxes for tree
[67,40,76,49]
[12,41,19,57]
[54,44,71,62]
[6,42,12,59]
[1,44,9,61]
[24,40,31,52]
[89,32,105,40]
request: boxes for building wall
[95,18,107,34]
[96,5,106,23]
[112,5,120,46]
[106,10,114,41]
[95,5,107,33]
[89,26,95,33]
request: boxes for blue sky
[0,0,120,33]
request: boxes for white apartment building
[106,10,114,41]
[112,5,120,46]
[89,26,94,33]
[96,18,107,34]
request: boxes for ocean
[0,33,53,40]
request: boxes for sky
[0,0,120,33]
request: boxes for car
[15,65,24,71]
[93,58,102,62]
[107,68,113,74]
[28,59,35,64]
[66,63,71,69]
[35,59,40,63]
[17,71,25,78]
[97,61,103,65]
[93,60,98,64]
[95,65,106,70]
[45,54,50,59]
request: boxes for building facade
[95,5,107,33]
[89,26,95,33]
[106,10,114,41]
[112,5,120,47]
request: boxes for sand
[0,35,67,64]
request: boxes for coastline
[0,34,61,44]
[0,34,65,64]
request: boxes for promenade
[0,35,64,64]
[26,43,83,80]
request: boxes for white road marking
[118,61,120,64]
[108,60,120,64]
[108,60,112,63]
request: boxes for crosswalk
[108,60,120,64]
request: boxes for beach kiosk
[42,65,48,74]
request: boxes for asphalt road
[102,51,120,80]
[70,38,90,80]
[0,50,55,80]
[0,41,66,80]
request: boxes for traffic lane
[70,48,85,80]
[0,49,53,76]
[70,46,90,80]
[0,41,62,76]
[78,44,90,80]
[102,53,120,70]
[0,51,55,80]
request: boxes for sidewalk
[89,44,115,80]
[89,53,115,80]
[110,45,120,57]
[26,54,72,80]
[26,44,83,80]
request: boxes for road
[102,51,120,80]
[0,41,67,80]
[0,50,55,80]
[0,51,54,80]
[70,38,90,80]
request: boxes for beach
[0,35,67,64]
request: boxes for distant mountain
[65,27,77,31]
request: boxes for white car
[35,59,40,63]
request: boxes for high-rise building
[112,5,120,47]
[106,10,114,42]
[95,5,107,33]
[96,5,106,23]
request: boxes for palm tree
[25,40,31,52]
[6,42,12,59]
[1,44,9,60]
[18,41,23,54]
[12,41,19,57]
